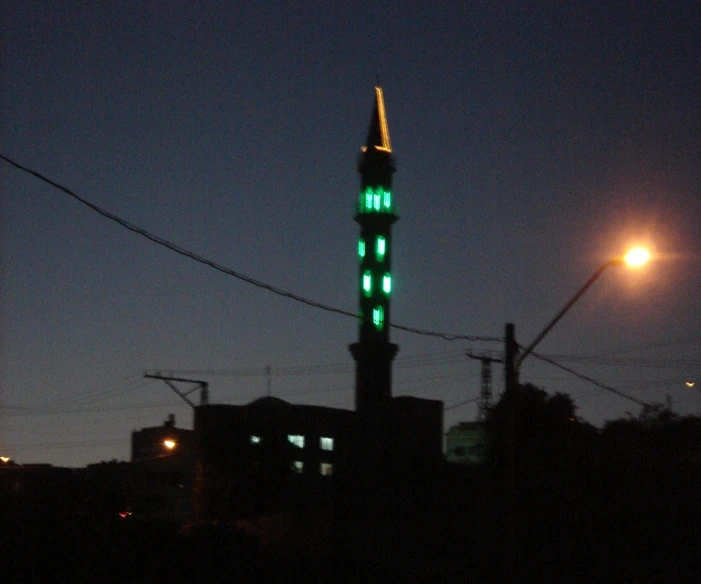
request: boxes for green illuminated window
[358,239,366,258]
[376,236,386,259]
[382,273,392,294]
[360,187,393,214]
[372,306,384,330]
[362,271,372,296]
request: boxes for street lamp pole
[499,247,650,581]
[516,258,622,369]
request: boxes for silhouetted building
[0,461,74,501]
[127,414,195,520]
[194,394,443,519]
[131,413,194,462]
[194,398,354,519]
[445,422,486,465]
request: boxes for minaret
[349,87,399,415]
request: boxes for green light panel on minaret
[372,306,384,330]
[376,237,386,259]
[362,271,372,296]
[382,273,392,294]
[358,239,366,258]
[364,190,373,211]
[359,186,393,214]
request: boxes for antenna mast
[144,373,209,408]
[466,350,503,421]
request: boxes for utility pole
[504,323,519,394]
[503,322,519,498]
[502,323,519,582]
[144,373,209,408]
[465,350,503,421]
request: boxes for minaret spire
[350,86,399,415]
[364,86,392,154]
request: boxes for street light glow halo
[623,247,650,268]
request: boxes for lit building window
[373,192,381,210]
[320,437,334,451]
[376,236,386,259]
[288,434,305,448]
[320,463,333,476]
[383,190,391,209]
[250,435,261,445]
[291,461,304,473]
[358,238,365,258]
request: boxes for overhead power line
[539,354,701,370]
[1,153,499,344]
[158,349,469,378]
[444,397,479,411]
[530,351,652,408]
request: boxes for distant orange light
[686,381,696,388]
[623,247,651,268]
[163,439,176,450]
[0,456,10,463]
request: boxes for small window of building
[320,463,333,476]
[250,435,261,445]
[288,434,305,448]
[291,461,304,474]
[320,437,334,451]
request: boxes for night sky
[2,2,700,467]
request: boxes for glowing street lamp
[686,381,701,397]
[163,439,176,450]
[623,247,651,268]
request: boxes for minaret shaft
[350,87,398,415]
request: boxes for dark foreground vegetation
[3,385,700,583]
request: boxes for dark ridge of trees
[602,403,701,466]
[478,384,701,582]
[485,383,600,491]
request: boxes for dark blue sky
[2,1,700,466]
